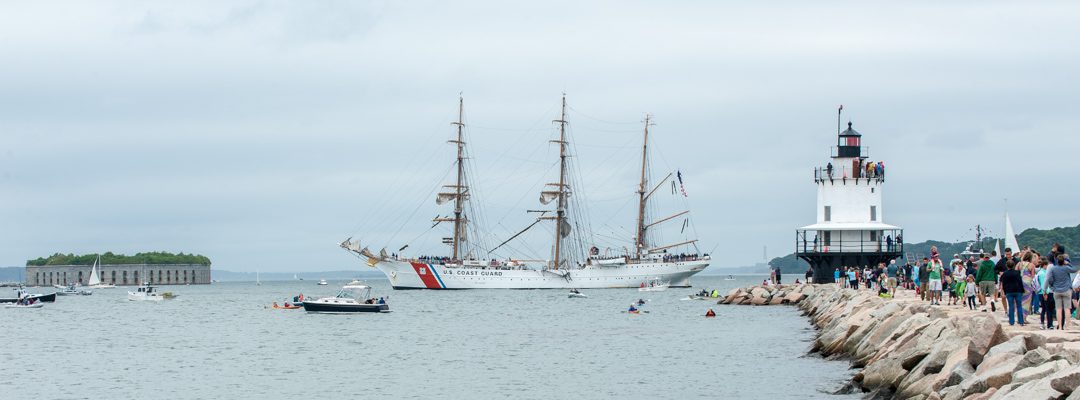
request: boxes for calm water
[2,275,857,399]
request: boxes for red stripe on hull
[410,263,442,289]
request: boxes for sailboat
[256,271,261,286]
[87,255,116,289]
[1004,212,1020,253]
[341,96,709,289]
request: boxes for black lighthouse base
[798,252,902,284]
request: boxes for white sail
[87,257,101,286]
[1004,213,1020,253]
[991,240,1002,263]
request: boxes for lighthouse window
[824,206,832,222]
[870,206,877,221]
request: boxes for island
[25,251,213,286]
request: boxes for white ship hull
[372,258,709,289]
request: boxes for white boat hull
[371,258,708,289]
[127,292,164,301]
[638,285,668,292]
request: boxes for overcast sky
[2,1,1078,271]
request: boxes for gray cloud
[2,1,1078,271]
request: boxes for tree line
[26,251,212,266]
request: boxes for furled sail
[360,247,379,267]
[560,220,572,238]
[339,237,362,254]
[539,191,560,205]
[436,190,470,205]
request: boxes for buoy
[705,309,716,317]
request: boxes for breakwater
[720,284,1080,399]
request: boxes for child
[965,275,978,310]
[946,276,958,305]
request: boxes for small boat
[302,286,389,313]
[5,302,44,309]
[0,290,56,304]
[343,280,367,290]
[56,284,92,296]
[637,278,668,292]
[724,275,736,281]
[87,256,116,289]
[568,289,587,298]
[317,279,328,286]
[128,284,174,301]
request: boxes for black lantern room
[835,122,863,158]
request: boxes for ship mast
[551,95,569,270]
[433,96,468,260]
[451,96,466,260]
[634,114,652,256]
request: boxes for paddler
[628,304,638,313]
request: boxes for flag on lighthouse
[677,170,688,197]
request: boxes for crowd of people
[826,243,1079,329]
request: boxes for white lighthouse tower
[796,119,903,284]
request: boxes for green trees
[26,251,211,266]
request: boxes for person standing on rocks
[917,257,930,301]
[1018,252,1037,316]
[886,260,899,297]
[1001,260,1025,326]
[1037,256,1053,328]
[834,267,842,288]
[965,275,978,310]
[775,267,782,285]
[847,267,858,290]
[975,253,999,312]
[927,255,943,305]
[804,267,813,284]
[1043,254,1075,330]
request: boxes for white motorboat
[5,302,44,309]
[637,278,669,292]
[302,286,389,313]
[343,280,367,289]
[568,289,587,298]
[56,284,92,296]
[87,256,116,289]
[724,275,736,281]
[127,285,176,301]
[318,279,328,286]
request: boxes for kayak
[271,304,302,310]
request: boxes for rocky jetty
[721,283,1080,399]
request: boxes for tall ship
[342,95,709,289]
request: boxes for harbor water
[2,275,858,399]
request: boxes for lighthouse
[796,120,903,284]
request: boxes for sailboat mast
[451,96,466,260]
[552,95,569,270]
[635,114,651,256]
